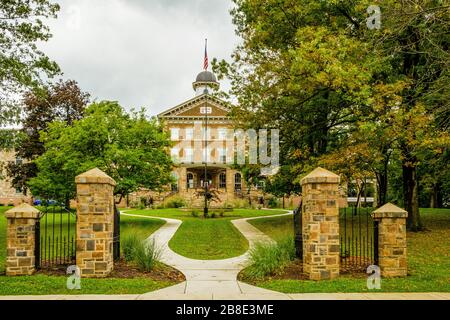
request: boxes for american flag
[203,39,208,70]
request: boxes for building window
[234,173,242,191]
[184,148,193,163]
[15,187,22,194]
[219,172,226,189]
[202,147,211,163]
[171,128,180,140]
[201,128,210,140]
[218,148,227,163]
[218,128,227,141]
[171,148,179,162]
[185,128,194,140]
[187,173,194,189]
[255,180,265,190]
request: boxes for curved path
[121,210,293,300]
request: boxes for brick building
[153,70,265,208]
[0,147,31,206]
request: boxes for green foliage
[267,197,280,209]
[231,199,251,209]
[165,196,186,208]
[217,0,450,230]
[0,0,61,125]
[28,101,173,200]
[191,209,199,218]
[244,236,296,280]
[122,234,142,262]
[6,80,89,196]
[133,239,162,272]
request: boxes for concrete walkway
[122,211,292,300]
[1,292,448,300]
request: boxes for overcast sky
[40,0,238,116]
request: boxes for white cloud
[40,0,238,116]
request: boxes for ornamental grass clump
[133,239,162,272]
[244,236,296,279]
[122,233,141,262]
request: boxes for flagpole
[204,38,208,70]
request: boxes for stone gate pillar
[5,204,41,276]
[75,168,116,278]
[372,203,408,277]
[301,167,340,280]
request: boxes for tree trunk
[376,171,388,207]
[403,164,422,231]
[430,184,438,208]
[65,196,71,210]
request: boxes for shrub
[165,196,186,208]
[267,197,280,209]
[218,209,225,217]
[244,236,295,279]
[122,233,141,262]
[191,209,199,218]
[133,239,162,272]
[232,199,250,209]
[211,212,217,219]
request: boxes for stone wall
[301,167,340,280]
[0,150,32,206]
[75,168,116,278]
[372,203,408,277]
[5,204,40,276]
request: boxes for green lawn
[0,275,174,296]
[0,206,10,273]
[124,208,287,260]
[247,208,450,293]
[0,206,175,295]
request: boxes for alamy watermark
[367,5,381,30]
[67,265,81,290]
[367,265,381,290]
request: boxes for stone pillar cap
[372,203,408,219]
[301,167,340,185]
[75,168,116,186]
[5,203,41,219]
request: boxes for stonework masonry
[5,203,40,276]
[0,150,32,206]
[75,168,116,278]
[301,167,341,281]
[372,203,408,277]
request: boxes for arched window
[234,173,242,191]
[219,172,226,189]
[187,173,194,189]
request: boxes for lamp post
[203,87,209,217]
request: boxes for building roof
[195,71,218,83]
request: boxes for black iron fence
[113,205,121,262]
[35,200,76,269]
[339,206,378,271]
